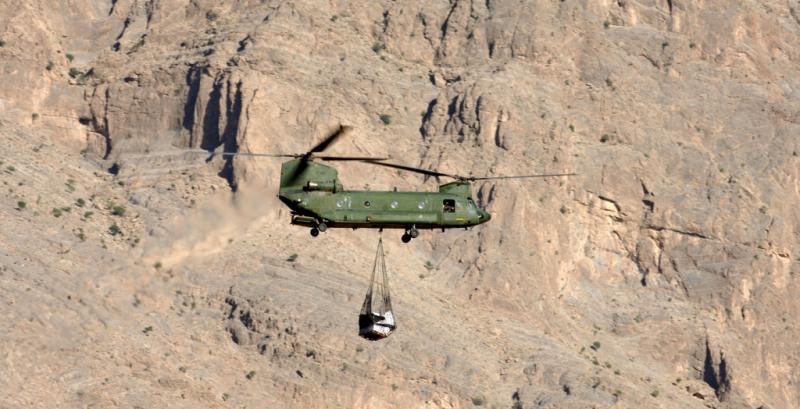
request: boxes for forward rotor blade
[186,149,299,158]
[361,160,458,179]
[465,173,578,181]
[309,125,352,154]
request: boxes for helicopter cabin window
[443,199,456,213]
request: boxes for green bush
[246,370,256,380]
[52,208,63,217]
[287,253,298,262]
[471,397,484,406]
[109,223,122,236]
[0,40,5,47]
[16,201,26,210]
[591,341,601,351]
[379,114,392,125]
[66,53,74,62]
[32,113,39,121]
[371,42,386,53]
[46,61,54,71]
[75,198,85,207]
[111,205,126,216]
[68,68,82,79]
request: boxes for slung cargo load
[359,238,396,340]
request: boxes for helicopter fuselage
[277,158,491,240]
[281,189,491,230]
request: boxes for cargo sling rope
[358,237,396,340]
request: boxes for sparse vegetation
[6,165,15,172]
[75,198,85,207]
[568,124,575,132]
[661,41,669,50]
[206,10,219,21]
[46,61,54,71]
[0,39,5,47]
[689,42,696,49]
[379,113,392,125]
[76,228,86,241]
[65,179,76,192]
[109,223,122,236]
[68,68,82,79]
[591,341,601,351]
[111,205,126,216]
[650,389,659,398]
[371,42,386,53]
[330,15,338,22]
[614,369,621,375]
[471,396,485,406]
[600,134,611,143]
[16,201,26,210]
[32,113,39,121]
[603,20,610,29]
[424,260,434,270]
[246,370,256,380]
[221,393,230,401]
[66,53,74,62]
[154,261,162,269]
[52,208,63,217]
[142,325,153,334]
[83,211,93,219]
[133,294,141,307]
[287,253,298,262]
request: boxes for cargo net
[359,238,396,340]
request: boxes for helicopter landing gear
[311,221,327,237]
[401,226,419,243]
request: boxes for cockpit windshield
[467,198,476,208]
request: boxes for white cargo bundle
[358,238,397,340]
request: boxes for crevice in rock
[182,65,203,147]
[702,338,732,401]
[200,76,223,150]
[419,98,438,140]
[381,9,390,34]
[666,0,673,15]
[218,80,243,191]
[646,224,709,240]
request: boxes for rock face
[1,1,799,408]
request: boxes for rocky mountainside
[1,1,799,408]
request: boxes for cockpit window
[467,198,476,208]
[443,199,456,213]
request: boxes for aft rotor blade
[465,173,578,181]
[361,160,458,179]
[318,156,390,161]
[308,125,352,154]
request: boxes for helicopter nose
[479,209,491,222]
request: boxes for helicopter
[198,125,575,243]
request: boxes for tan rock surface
[1,1,799,408]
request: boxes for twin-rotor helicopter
[197,125,575,242]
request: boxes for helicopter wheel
[409,227,419,239]
[317,222,328,232]
[310,228,320,237]
[401,234,411,243]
